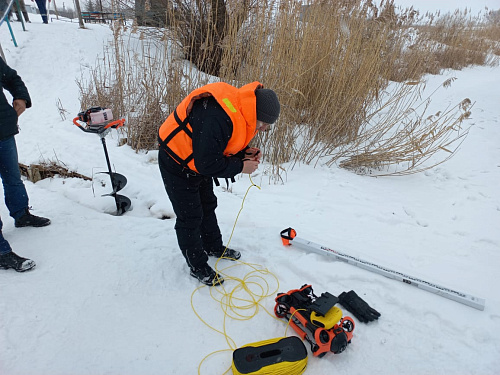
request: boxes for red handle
[103,118,125,129]
[72,117,125,131]
[73,117,84,128]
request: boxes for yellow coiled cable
[191,175,287,374]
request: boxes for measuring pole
[280,228,485,311]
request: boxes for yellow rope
[192,175,286,375]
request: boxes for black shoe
[206,246,241,261]
[190,264,224,286]
[0,251,36,272]
[15,209,51,228]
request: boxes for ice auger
[274,284,355,358]
[73,107,131,215]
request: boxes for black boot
[0,251,36,272]
[190,264,224,286]
[15,209,51,228]
[206,246,241,261]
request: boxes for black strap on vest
[213,177,236,189]
[158,109,195,170]
[159,109,238,187]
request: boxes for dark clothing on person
[0,58,50,262]
[12,0,30,22]
[190,96,244,178]
[34,0,48,23]
[159,151,222,269]
[158,82,279,284]
[0,135,30,254]
[0,58,30,255]
[0,57,31,140]
[158,97,244,269]
[0,0,10,18]
[0,136,29,222]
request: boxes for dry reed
[76,0,497,180]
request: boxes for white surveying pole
[281,228,485,311]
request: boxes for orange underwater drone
[274,284,355,358]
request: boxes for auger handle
[103,118,126,129]
[73,117,125,133]
[73,117,87,131]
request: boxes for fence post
[52,0,59,20]
[5,18,18,47]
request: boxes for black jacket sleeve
[0,58,32,108]
[189,96,244,178]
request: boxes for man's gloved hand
[338,290,381,323]
[245,147,261,161]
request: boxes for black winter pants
[159,153,223,269]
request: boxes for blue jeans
[0,136,29,255]
[0,220,11,255]
[34,0,48,23]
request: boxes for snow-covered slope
[1,18,499,375]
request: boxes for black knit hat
[255,88,280,124]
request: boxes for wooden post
[73,0,85,28]
[52,0,59,19]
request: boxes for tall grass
[77,0,497,179]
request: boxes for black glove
[338,290,381,323]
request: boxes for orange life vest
[158,81,263,173]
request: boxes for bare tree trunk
[135,0,145,25]
[74,0,85,28]
[169,0,251,76]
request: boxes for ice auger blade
[100,172,127,193]
[114,194,132,216]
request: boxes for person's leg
[0,136,50,228]
[198,176,223,252]
[0,216,36,272]
[12,2,22,21]
[198,177,240,260]
[0,136,29,220]
[19,0,30,22]
[34,0,48,23]
[159,164,208,270]
[0,218,12,256]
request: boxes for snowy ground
[1,17,499,375]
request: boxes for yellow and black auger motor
[274,284,355,358]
